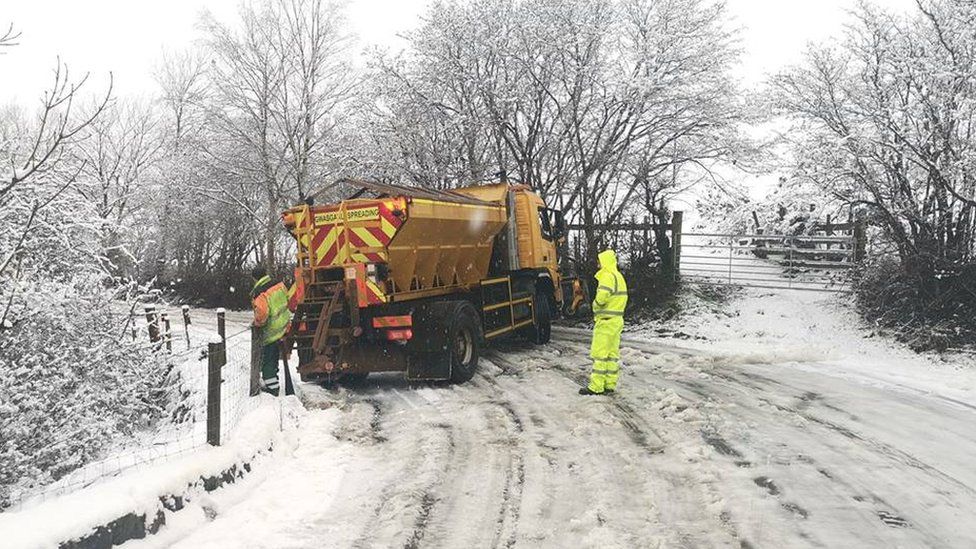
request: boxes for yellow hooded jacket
[592,249,628,320]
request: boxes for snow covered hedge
[0,95,176,509]
[0,288,172,509]
[0,184,176,508]
[853,257,976,352]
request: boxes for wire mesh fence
[5,306,261,511]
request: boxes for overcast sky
[0,0,919,106]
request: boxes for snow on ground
[12,291,976,548]
[632,288,976,407]
[0,397,295,549]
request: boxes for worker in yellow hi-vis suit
[580,249,628,395]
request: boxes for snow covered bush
[0,188,175,509]
[0,159,175,508]
[769,0,976,350]
[0,55,176,509]
[0,288,171,509]
[853,257,976,352]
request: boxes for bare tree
[0,23,20,53]
[198,0,353,270]
[1,63,112,202]
[274,0,356,197]
[772,0,976,274]
[76,99,164,224]
[71,99,164,276]
[368,0,749,264]
[0,61,112,288]
[155,49,209,148]
[0,31,113,328]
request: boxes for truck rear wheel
[407,300,482,383]
[447,301,482,383]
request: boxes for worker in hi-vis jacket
[250,265,293,396]
[580,249,628,395]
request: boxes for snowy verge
[625,287,976,402]
[0,396,301,549]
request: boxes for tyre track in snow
[705,365,976,498]
[482,392,526,548]
[710,368,975,548]
[345,397,454,549]
[524,339,667,456]
[428,372,527,549]
[474,359,573,547]
[538,338,756,548]
[337,348,672,548]
[562,331,976,548]
[352,442,447,549]
[297,330,715,547]
[488,342,742,548]
[481,353,630,547]
[324,373,529,549]
[298,381,462,549]
[644,363,951,547]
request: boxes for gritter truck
[281,179,585,383]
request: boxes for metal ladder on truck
[287,216,349,377]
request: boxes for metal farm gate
[563,210,865,294]
[676,223,866,293]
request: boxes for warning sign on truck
[347,207,380,221]
[315,207,380,225]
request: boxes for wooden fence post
[144,305,160,344]
[217,308,226,344]
[643,216,650,260]
[207,340,226,446]
[250,325,262,397]
[854,219,867,262]
[671,211,684,276]
[628,216,636,263]
[161,313,172,353]
[181,305,191,349]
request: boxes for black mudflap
[406,352,451,381]
[405,301,453,381]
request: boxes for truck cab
[452,182,569,302]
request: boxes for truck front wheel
[519,291,552,344]
[533,293,553,344]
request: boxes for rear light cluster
[384,329,413,341]
[372,315,413,341]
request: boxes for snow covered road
[126,290,976,549]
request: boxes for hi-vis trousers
[260,340,294,396]
[588,316,623,393]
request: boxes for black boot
[579,387,603,396]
